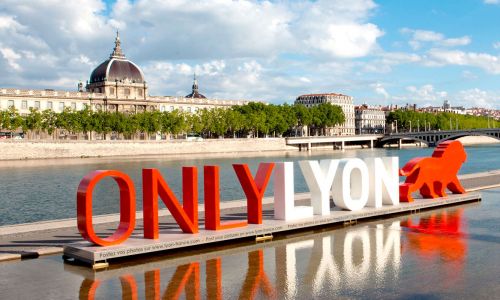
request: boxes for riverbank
[0,135,498,160]
[0,138,294,160]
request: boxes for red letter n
[143,168,198,239]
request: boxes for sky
[0,0,499,108]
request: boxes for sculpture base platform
[64,192,481,266]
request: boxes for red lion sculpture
[399,140,467,202]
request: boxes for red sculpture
[77,170,136,246]
[399,140,467,202]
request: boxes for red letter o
[77,170,136,246]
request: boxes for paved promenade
[0,170,498,262]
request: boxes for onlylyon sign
[77,157,399,246]
[76,140,466,247]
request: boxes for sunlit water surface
[0,144,499,225]
[0,189,498,299]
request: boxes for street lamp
[417,119,420,132]
[409,120,412,133]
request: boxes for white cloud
[306,23,383,58]
[394,87,495,111]
[462,70,478,80]
[406,84,448,103]
[370,83,389,99]
[363,52,421,73]
[455,88,499,109]
[401,28,470,50]
[0,0,114,88]
[439,36,472,47]
[0,0,496,109]
[296,0,383,58]
[0,0,385,102]
[484,0,500,4]
[493,41,500,49]
[411,29,443,42]
[0,47,21,70]
[110,0,294,60]
[299,77,311,83]
[0,15,23,31]
[427,49,500,74]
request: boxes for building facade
[419,100,466,115]
[0,33,255,115]
[295,93,355,135]
[355,105,386,134]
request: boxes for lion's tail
[399,168,414,176]
[399,158,423,177]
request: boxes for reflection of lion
[399,140,467,202]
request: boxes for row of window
[2,100,78,111]
[91,87,144,97]
[355,115,385,120]
[297,99,353,105]
[159,106,200,113]
[357,121,386,125]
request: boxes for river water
[0,188,498,299]
[0,144,499,225]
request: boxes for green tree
[310,103,345,135]
[76,107,94,140]
[41,109,57,138]
[24,108,43,139]
[293,104,312,136]
[5,107,23,137]
[225,108,244,138]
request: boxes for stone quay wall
[0,138,294,160]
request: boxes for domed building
[85,32,148,112]
[0,32,258,119]
[185,74,206,99]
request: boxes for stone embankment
[0,138,294,160]
[0,135,497,160]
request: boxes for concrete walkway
[0,170,498,262]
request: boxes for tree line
[0,102,345,140]
[387,110,499,132]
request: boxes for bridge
[286,135,383,151]
[379,128,500,147]
[286,128,500,151]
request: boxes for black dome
[89,58,144,84]
[185,74,206,98]
[185,90,206,99]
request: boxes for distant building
[295,93,355,135]
[355,104,386,134]
[0,32,256,115]
[185,74,206,99]
[466,107,500,120]
[419,100,466,115]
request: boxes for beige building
[295,93,355,135]
[355,105,386,134]
[0,32,255,115]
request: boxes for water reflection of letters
[77,210,471,298]
[77,221,404,299]
[275,222,401,297]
